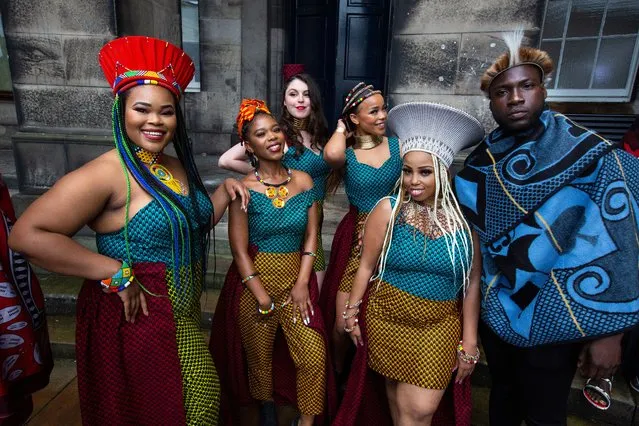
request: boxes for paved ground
[26,360,606,426]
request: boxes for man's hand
[579,334,623,379]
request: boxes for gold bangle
[302,251,317,257]
[345,299,362,310]
[241,272,260,285]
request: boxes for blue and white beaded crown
[387,102,485,167]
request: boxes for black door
[288,0,337,122]
[288,0,390,126]
[333,0,390,124]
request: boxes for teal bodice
[96,187,212,267]
[344,137,402,212]
[282,147,331,202]
[381,199,470,302]
[247,189,314,253]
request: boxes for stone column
[1,0,117,195]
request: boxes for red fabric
[210,245,336,425]
[283,64,305,82]
[76,262,186,426]
[0,177,53,425]
[98,36,195,98]
[622,117,639,158]
[322,206,472,425]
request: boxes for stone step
[0,149,17,190]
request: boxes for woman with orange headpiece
[8,36,249,425]
[210,99,335,426]
[218,66,332,291]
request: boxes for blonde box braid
[371,153,474,297]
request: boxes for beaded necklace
[353,134,383,150]
[254,167,292,208]
[134,146,186,195]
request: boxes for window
[181,0,201,92]
[539,0,639,102]
[0,15,13,99]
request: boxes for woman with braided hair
[9,36,248,425]
[338,102,484,425]
[320,82,402,383]
[210,99,334,426]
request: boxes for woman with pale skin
[338,102,484,426]
[210,99,332,426]
[218,73,331,290]
[320,82,402,379]
[8,36,248,424]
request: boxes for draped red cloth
[622,117,639,158]
[321,206,473,426]
[0,176,53,425]
[210,245,336,425]
[76,262,186,426]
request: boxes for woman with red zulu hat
[9,36,249,425]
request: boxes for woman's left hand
[223,178,250,211]
[453,354,476,384]
[284,281,314,326]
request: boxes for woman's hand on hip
[117,281,149,323]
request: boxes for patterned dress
[282,146,331,271]
[338,137,402,293]
[367,199,467,389]
[76,187,219,425]
[210,188,336,423]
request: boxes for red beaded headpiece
[98,36,195,99]
[282,64,305,82]
[236,99,273,141]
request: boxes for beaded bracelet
[257,301,275,316]
[100,260,135,293]
[456,340,480,364]
[345,299,362,310]
[302,251,317,258]
[344,318,359,333]
[241,272,260,285]
[341,308,360,320]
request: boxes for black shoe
[291,416,300,426]
[259,401,277,426]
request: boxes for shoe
[630,376,639,393]
[259,401,277,426]
[583,377,613,411]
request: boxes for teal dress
[367,197,469,389]
[76,186,220,425]
[233,188,328,415]
[338,136,402,292]
[282,146,331,271]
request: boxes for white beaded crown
[387,102,485,167]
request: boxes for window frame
[540,0,639,103]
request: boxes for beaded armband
[302,251,317,258]
[456,341,480,364]
[258,301,275,316]
[100,260,134,293]
[241,272,261,285]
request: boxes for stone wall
[0,0,117,193]
[117,0,181,45]
[387,0,543,132]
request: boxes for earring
[246,150,259,169]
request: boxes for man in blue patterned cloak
[455,32,639,424]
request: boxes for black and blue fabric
[455,109,639,347]
[282,147,331,203]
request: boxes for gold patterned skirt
[366,281,461,389]
[337,211,368,293]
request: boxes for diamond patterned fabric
[80,187,219,425]
[283,149,331,271]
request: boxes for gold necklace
[353,135,383,150]
[254,167,292,208]
[292,117,309,131]
[134,146,186,195]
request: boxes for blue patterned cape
[455,109,639,347]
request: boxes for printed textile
[455,109,639,346]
